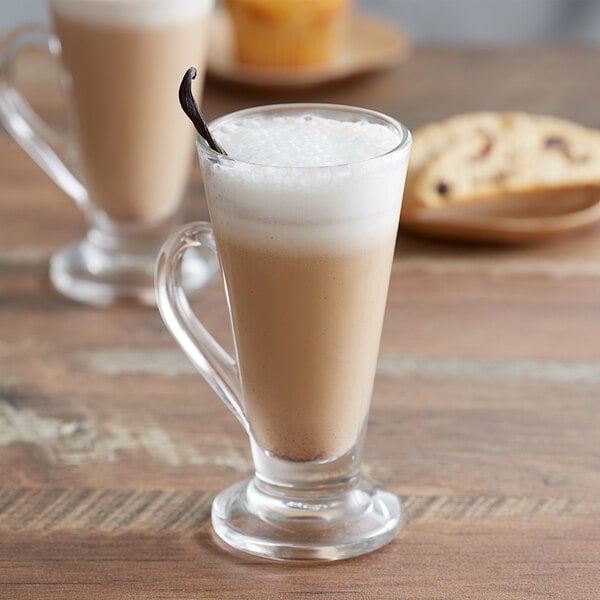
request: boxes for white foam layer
[50,0,213,27]
[201,113,411,252]
[214,115,402,167]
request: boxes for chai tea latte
[51,0,212,221]
[200,113,408,462]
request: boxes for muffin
[224,0,351,68]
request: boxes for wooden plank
[0,519,598,599]
[0,489,213,533]
[1,365,599,497]
[0,488,598,533]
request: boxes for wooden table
[1,47,599,598]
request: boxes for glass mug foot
[212,476,403,562]
[51,238,216,307]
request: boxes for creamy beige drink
[51,0,212,222]
[201,112,409,462]
[217,237,395,462]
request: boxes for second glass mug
[156,104,412,561]
[0,0,217,305]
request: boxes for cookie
[404,112,600,213]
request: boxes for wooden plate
[399,188,600,244]
[206,9,411,89]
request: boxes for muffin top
[226,0,350,22]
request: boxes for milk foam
[50,0,213,27]
[214,115,402,167]
[201,113,411,252]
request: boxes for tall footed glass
[155,104,411,561]
[0,0,216,306]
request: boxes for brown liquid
[216,234,396,462]
[52,10,209,221]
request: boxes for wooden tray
[207,9,411,89]
[400,188,600,244]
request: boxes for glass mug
[0,0,216,306]
[156,104,412,561]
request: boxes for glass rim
[196,103,412,170]
[50,0,205,5]
[49,0,213,20]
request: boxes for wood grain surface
[1,46,599,599]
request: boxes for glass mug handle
[0,25,87,208]
[155,222,250,433]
